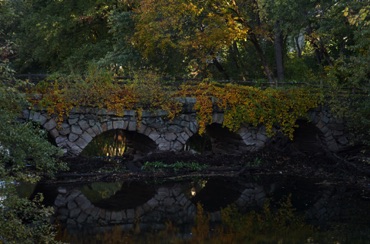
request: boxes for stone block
[148,132,160,141]
[49,128,59,138]
[172,141,184,151]
[242,137,256,146]
[70,146,82,156]
[75,195,88,207]
[157,187,170,198]
[81,132,93,144]
[153,110,169,117]
[78,120,89,130]
[56,136,67,146]
[86,128,96,137]
[44,119,57,131]
[327,140,339,152]
[126,209,135,219]
[164,132,177,141]
[113,120,124,129]
[256,133,268,142]
[54,195,67,207]
[31,111,41,121]
[71,125,83,135]
[124,110,136,116]
[212,113,224,124]
[158,142,171,151]
[189,122,198,134]
[68,117,79,125]
[111,211,123,222]
[22,109,30,119]
[39,115,48,125]
[68,133,79,142]
[183,127,194,137]
[76,137,88,149]
[90,208,101,219]
[146,198,158,208]
[321,115,330,124]
[128,121,137,131]
[59,123,71,136]
[70,208,81,218]
[92,124,102,135]
[177,134,186,144]
[121,120,128,130]
[107,121,113,130]
[163,197,175,206]
[89,119,96,126]
[77,212,88,223]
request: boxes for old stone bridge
[22,98,348,157]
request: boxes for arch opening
[185,124,247,154]
[271,120,326,155]
[207,124,247,154]
[80,181,156,211]
[291,120,326,154]
[81,129,157,158]
[191,178,242,212]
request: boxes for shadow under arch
[292,119,327,154]
[185,123,248,154]
[81,129,157,157]
[277,119,327,155]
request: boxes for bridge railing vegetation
[24,67,324,140]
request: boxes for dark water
[27,175,370,242]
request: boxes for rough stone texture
[23,102,348,157]
[44,119,57,131]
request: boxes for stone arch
[80,129,157,157]
[307,108,347,152]
[54,184,197,233]
[288,119,327,154]
[206,123,248,154]
[23,106,349,156]
[22,109,61,145]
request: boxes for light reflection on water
[29,175,370,242]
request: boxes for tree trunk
[249,34,275,84]
[212,57,229,80]
[274,21,284,82]
[295,36,302,58]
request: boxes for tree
[0,59,67,242]
[13,0,118,73]
[327,1,370,145]
[132,0,249,79]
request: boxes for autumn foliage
[27,67,322,139]
[176,82,322,138]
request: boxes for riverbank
[50,146,370,200]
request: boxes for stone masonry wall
[22,101,349,156]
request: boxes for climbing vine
[27,68,322,139]
[176,82,323,139]
[27,68,182,124]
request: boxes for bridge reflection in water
[30,175,369,239]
